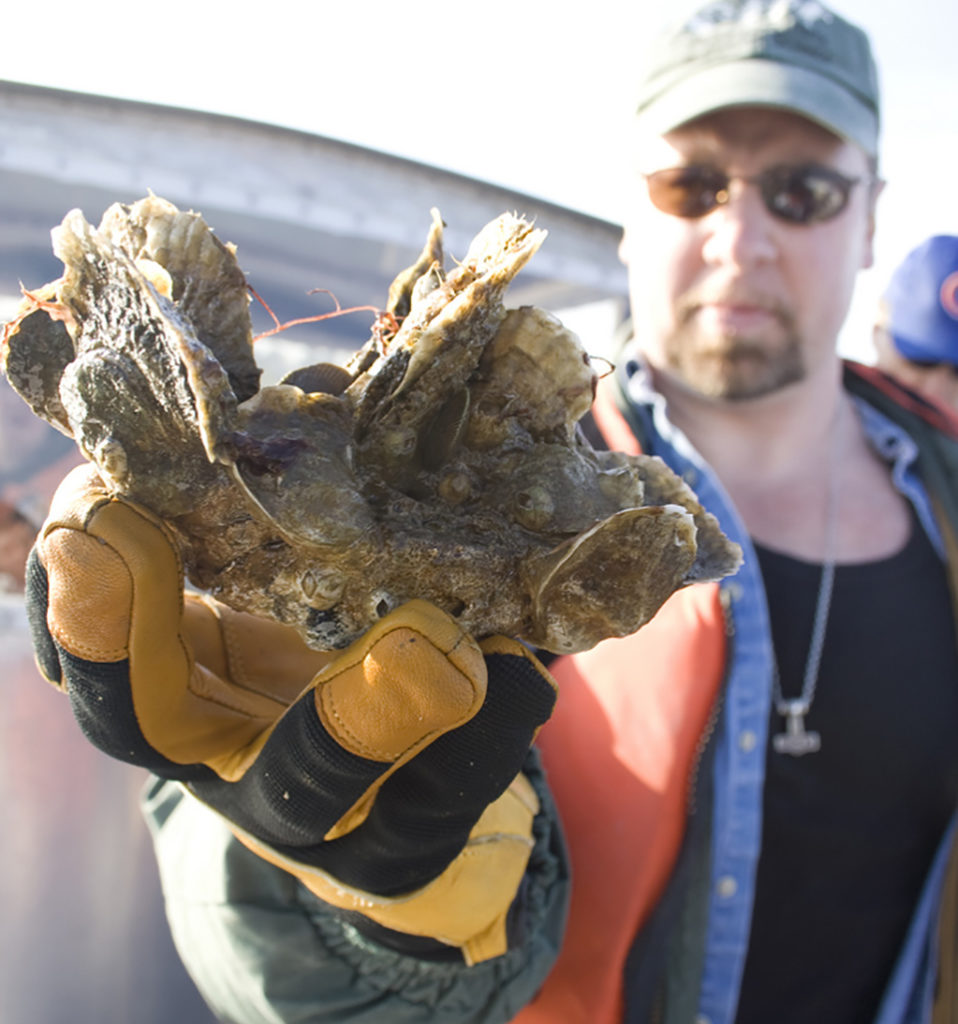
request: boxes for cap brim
[636,59,879,157]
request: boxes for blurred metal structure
[0,79,627,372]
[0,80,627,1024]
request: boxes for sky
[3,0,956,363]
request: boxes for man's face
[619,107,879,401]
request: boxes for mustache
[676,287,794,328]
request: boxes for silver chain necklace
[771,424,840,757]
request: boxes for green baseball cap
[634,0,881,157]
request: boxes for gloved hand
[26,464,558,964]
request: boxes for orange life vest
[516,385,728,1022]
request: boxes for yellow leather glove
[27,465,558,964]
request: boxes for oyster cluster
[1,196,740,653]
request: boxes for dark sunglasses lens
[762,167,852,224]
[646,167,727,218]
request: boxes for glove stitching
[53,632,128,663]
[319,679,477,763]
[320,688,404,762]
[76,495,112,532]
[216,603,250,692]
[44,525,133,664]
[462,833,535,851]
[319,624,479,762]
[186,667,285,718]
[319,693,464,762]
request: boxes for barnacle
[1,196,741,653]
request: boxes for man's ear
[862,178,886,270]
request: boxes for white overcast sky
[3,0,956,362]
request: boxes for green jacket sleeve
[140,749,570,1024]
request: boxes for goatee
[664,297,803,401]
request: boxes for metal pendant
[772,699,821,756]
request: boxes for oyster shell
[2,196,741,653]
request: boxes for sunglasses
[643,164,865,225]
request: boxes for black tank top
[735,511,958,1024]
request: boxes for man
[873,235,958,412]
[23,2,958,1022]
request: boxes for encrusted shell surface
[1,196,742,653]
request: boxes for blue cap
[883,236,958,367]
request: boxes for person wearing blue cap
[20,2,958,1023]
[875,235,958,412]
